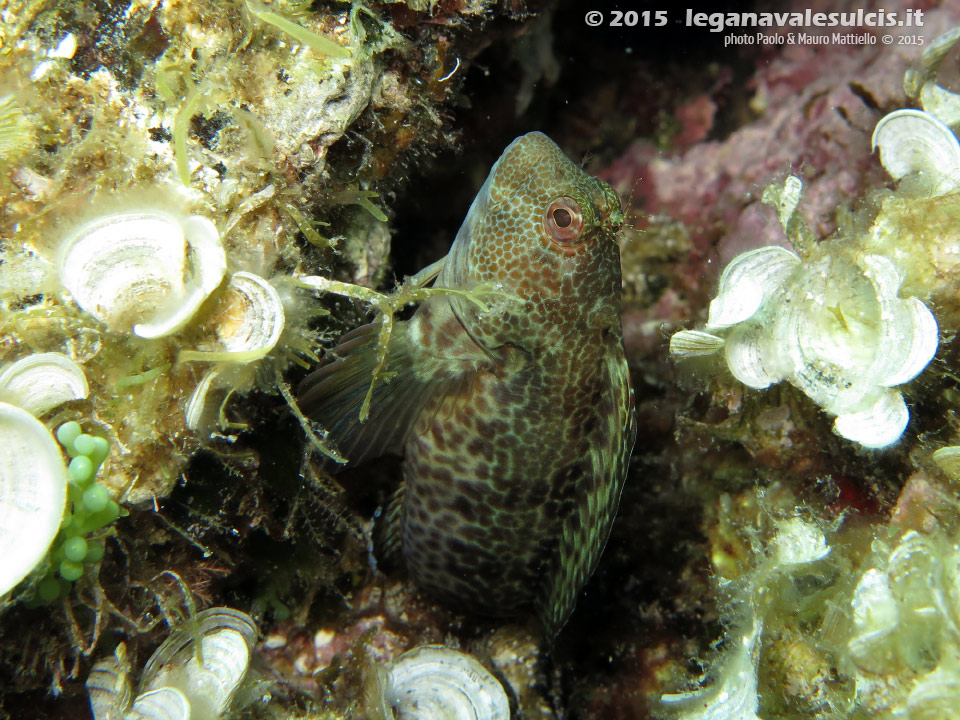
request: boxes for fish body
[299,132,636,633]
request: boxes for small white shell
[861,255,939,388]
[180,272,285,363]
[907,664,960,720]
[874,295,939,387]
[0,401,67,597]
[766,251,935,447]
[0,94,33,162]
[385,646,510,720]
[833,390,908,449]
[661,621,762,720]
[848,568,899,664]
[775,175,803,230]
[184,368,221,432]
[189,629,251,712]
[87,655,132,720]
[919,26,960,81]
[127,687,190,720]
[215,272,284,358]
[685,242,937,448]
[706,246,799,329]
[771,518,829,567]
[871,109,960,197]
[139,607,257,718]
[920,82,960,132]
[58,211,227,338]
[87,609,257,720]
[0,352,88,416]
[141,628,249,719]
[932,446,960,481]
[772,253,874,413]
[668,330,724,358]
[887,531,938,603]
[724,323,778,390]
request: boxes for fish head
[441,132,626,347]
[484,131,625,256]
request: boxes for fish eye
[544,197,584,244]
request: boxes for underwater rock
[8,0,960,718]
[0,0,478,506]
[1,197,315,502]
[603,4,960,302]
[252,565,556,717]
[657,462,960,720]
[600,8,960,691]
[481,624,551,719]
[259,50,377,179]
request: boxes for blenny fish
[298,132,636,634]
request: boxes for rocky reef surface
[2,0,960,718]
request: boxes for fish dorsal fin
[297,321,460,466]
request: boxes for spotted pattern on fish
[298,132,636,634]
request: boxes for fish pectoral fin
[535,461,611,636]
[537,465,624,636]
[296,320,459,465]
[537,352,637,636]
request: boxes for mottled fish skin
[298,132,636,635]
